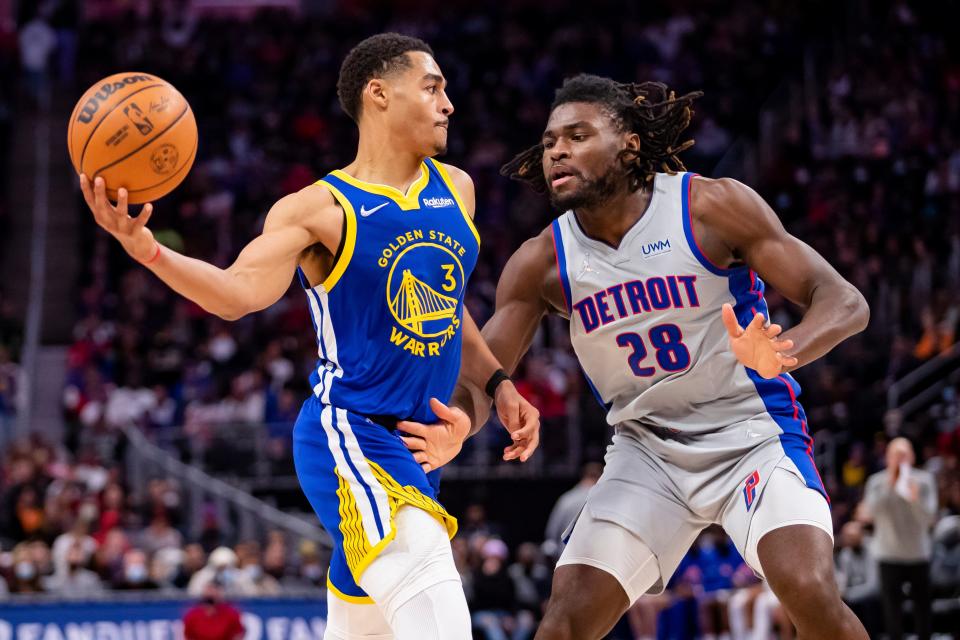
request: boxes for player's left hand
[493,380,540,463]
[398,398,471,473]
[721,303,798,379]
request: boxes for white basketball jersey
[552,171,806,434]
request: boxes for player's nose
[439,92,454,117]
[549,140,570,161]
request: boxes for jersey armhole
[680,172,739,277]
[550,219,572,312]
[316,179,357,293]
[428,158,481,248]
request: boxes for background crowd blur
[1,0,959,638]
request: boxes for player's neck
[573,183,652,249]
[344,129,426,192]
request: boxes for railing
[886,343,960,419]
[148,411,584,488]
[122,424,330,548]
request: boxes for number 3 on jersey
[616,324,691,377]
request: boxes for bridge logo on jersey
[380,230,467,358]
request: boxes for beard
[548,162,625,211]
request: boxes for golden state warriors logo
[379,229,468,358]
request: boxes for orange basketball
[68,72,198,204]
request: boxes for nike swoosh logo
[360,202,389,217]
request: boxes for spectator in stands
[183,578,245,640]
[51,513,97,576]
[835,520,880,637]
[150,547,185,590]
[471,538,533,640]
[139,511,184,556]
[864,437,938,639]
[8,542,44,593]
[544,462,602,543]
[92,528,129,583]
[688,527,742,640]
[113,548,159,590]
[46,540,104,595]
[931,515,960,629]
[235,540,280,596]
[17,8,57,105]
[188,546,254,597]
[750,582,794,640]
[507,542,549,629]
[280,540,323,591]
[725,564,763,640]
[94,482,126,544]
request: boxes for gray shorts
[559,417,832,596]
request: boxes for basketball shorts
[558,417,832,600]
[292,394,458,603]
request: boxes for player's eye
[542,139,555,149]
[572,134,587,142]
[427,85,438,94]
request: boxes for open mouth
[550,166,578,188]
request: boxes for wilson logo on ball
[150,145,180,175]
[76,74,154,124]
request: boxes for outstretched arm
[693,176,869,377]
[399,164,543,470]
[402,236,551,472]
[80,174,342,320]
[452,231,557,428]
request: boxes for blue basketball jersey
[299,157,480,424]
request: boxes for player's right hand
[493,380,540,463]
[80,174,157,263]
[398,398,472,473]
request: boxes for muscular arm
[397,165,543,467]
[692,176,870,370]
[452,230,555,430]
[441,163,526,432]
[81,175,342,321]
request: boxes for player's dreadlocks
[500,74,703,193]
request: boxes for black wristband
[484,368,511,398]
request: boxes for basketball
[67,72,197,204]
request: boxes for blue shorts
[292,395,457,603]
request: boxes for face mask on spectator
[15,561,36,581]
[218,568,236,586]
[126,563,148,584]
[245,564,262,581]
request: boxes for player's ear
[365,78,389,113]
[624,132,641,154]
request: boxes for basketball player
[410,74,871,639]
[79,34,540,640]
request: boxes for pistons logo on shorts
[743,470,760,511]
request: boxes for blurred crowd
[0,0,959,637]
[0,432,330,599]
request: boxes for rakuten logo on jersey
[422,196,456,208]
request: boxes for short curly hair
[337,33,434,123]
